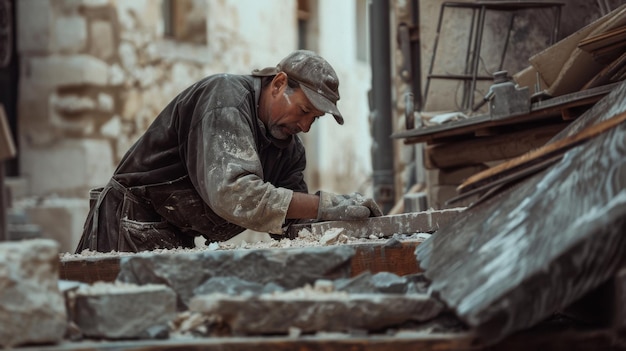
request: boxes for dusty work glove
[317,191,383,221]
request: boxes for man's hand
[317,191,383,221]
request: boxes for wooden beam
[425,123,564,169]
[392,83,618,145]
[458,109,626,194]
[14,333,476,351]
[13,327,619,351]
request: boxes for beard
[268,125,290,140]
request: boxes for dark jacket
[76,74,308,252]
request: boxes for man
[76,50,383,253]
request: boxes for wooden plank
[583,51,626,90]
[14,333,478,351]
[425,123,564,169]
[416,80,626,344]
[392,83,617,145]
[59,241,425,284]
[59,257,120,284]
[13,326,619,351]
[350,240,422,277]
[578,25,626,53]
[530,4,626,96]
[457,108,626,194]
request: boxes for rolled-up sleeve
[187,106,293,234]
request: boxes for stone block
[89,20,115,60]
[23,198,90,253]
[54,15,87,53]
[21,139,114,197]
[27,55,109,87]
[117,246,355,309]
[334,272,410,294]
[17,0,53,54]
[193,277,284,296]
[0,239,67,348]
[5,176,29,202]
[69,282,176,339]
[310,208,465,238]
[189,292,443,335]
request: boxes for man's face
[265,74,325,140]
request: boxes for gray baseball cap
[252,50,344,125]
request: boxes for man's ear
[271,72,288,96]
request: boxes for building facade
[13,0,374,251]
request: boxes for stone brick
[334,272,412,294]
[23,198,90,253]
[117,246,356,309]
[69,282,176,339]
[21,139,114,197]
[0,239,67,348]
[54,15,87,53]
[310,209,465,238]
[100,116,121,137]
[51,93,96,114]
[189,292,443,335]
[17,0,53,54]
[28,55,109,87]
[90,20,115,60]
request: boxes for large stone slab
[69,282,176,339]
[310,208,464,238]
[189,291,444,335]
[117,246,355,308]
[0,239,67,348]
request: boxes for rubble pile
[0,229,461,348]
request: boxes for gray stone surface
[194,276,284,296]
[0,239,67,348]
[117,246,355,308]
[334,272,410,294]
[189,293,444,335]
[310,209,464,238]
[69,282,176,339]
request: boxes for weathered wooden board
[9,333,477,351]
[457,108,626,193]
[391,83,617,145]
[416,80,626,344]
[59,241,424,284]
[425,123,564,169]
[12,327,620,351]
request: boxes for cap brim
[300,85,344,125]
[251,67,279,76]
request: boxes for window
[162,0,207,45]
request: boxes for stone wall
[14,0,375,251]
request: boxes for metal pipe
[410,0,422,112]
[369,0,395,213]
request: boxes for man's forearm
[286,192,320,219]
